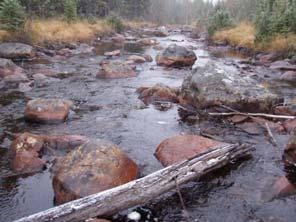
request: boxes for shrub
[0,0,26,31]
[106,15,124,33]
[207,9,233,36]
[255,0,296,41]
[64,0,77,23]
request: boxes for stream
[0,29,296,222]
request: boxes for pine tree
[64,0,77,23]
[0,0,26,31]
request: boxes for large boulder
[0,43,35,60]
[155,135,227,166]
[137,84,179,105]
[52,139,138,204]
[0,58,25,78]
[156,44,197,67]
[181,62,282,112]
[25,99,72,123]
[97,61,137,79]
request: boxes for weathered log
[14,143,252,222]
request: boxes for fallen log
[14,143,252,222]
[209,111,295,120]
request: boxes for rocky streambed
[0,26,296,222]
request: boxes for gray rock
[156,44,197,67]
[181,62,282,112]
[270,60,296,71]
[0,43,35,59]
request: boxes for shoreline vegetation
[212,22,296,57]
[0,19,152,45]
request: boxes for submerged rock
[181,62,282,112]
[155,135,227,166]
[143,27,169,37]
[137,84,179,105]
[0,43,35,59]
[53,139,138,204]
[156,44,197,67]
[97,61,137,79]
[269,176,296,199]
[25,98,72,123]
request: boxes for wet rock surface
[155,135,227,166]
[25,99,72,123]
[156,44,197,67]
[52,139,138,204]
[0,58,25,78]
[0,43,35,60]
[283,129,296,167]
[97,61,137,79]
[181,62,282,112]
[10,133,46,174]
[137,84,180,105]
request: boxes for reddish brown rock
[280,71,296,82]
[137,84,179,105]
[10,133,88,174]
[143,54,153,62]
[283,119,296,133]
[156,44,197,67]
[104,49,121,57]
[127,55,146,64]
[111,34,125,43]
[236,122,262,135]
[53,139,138,204]
[155,135,227,166]
[229,115,249,123]
[138,38,159,46]
[10,133,46,173]
[0,58,25,78]
[97,61,137,79]
[274,106,296,116]
[283,129,296,166]
[270,177,296,199]
[25,99,72,123]
[3,73,28,83]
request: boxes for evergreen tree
[0,0,26,31]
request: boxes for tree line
[0,0,295,41]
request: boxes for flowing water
[0,30,295,222]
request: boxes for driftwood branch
[14,144,252,222]
[209,112,295,120]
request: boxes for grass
[212,22,256,49]
[0,19,114,44]
[0,18,155,45]
[212,22,296,56]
